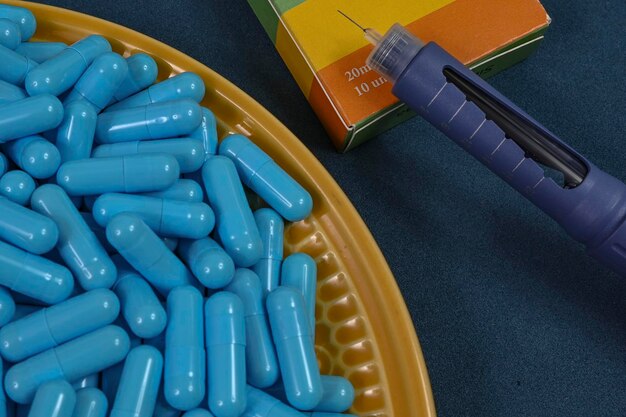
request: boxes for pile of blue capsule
[0,5,356,417]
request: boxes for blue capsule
[202,156,263,267]
[0,239,73,304]
[153,387,183,417]
[9,304,39,322]
[112,255,167,339]
[252,208,284,297]
[0,5,35,40]
[280,253,317,337]
[100,319,141,405]
[106,213,194,296]
[94,193,214,239]
[0,44,36,85]
[107,72,205,112]
[182,410,214,417]
[56,153,180,196]
[0,195,59,254]
[73,388,108,417]
[243,386,304,417]
[25,35,112,96]
[5,325,130,404]
[14,42,66,63]
[0,286,15,327]
[219,135,312,222]
[225,269,278,388]
[31,184,117,290]
[163,237,179,252]
[2,135,61,179]
[93,138,205,173]
[110,345,163,417]
[190,108,218,159]
[109,53,158,105]
[140,179,203,203]
[65,52,128,112]
[0,288,120,362]
[267,287,322,410]
[95,99,202,144]
[0,170,36,206]
[56,100,97,163]
[0,95,64,143]
[205,292,246,417]
[165,286,205,410]
[72,374,99,390]
[28,379,76,417]
[0,80,25,105]
[313,376,354,413]
[177,238,235,289]
[0,19,20,50]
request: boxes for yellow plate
[8,1,437,415]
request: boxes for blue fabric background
[34,0,626,415]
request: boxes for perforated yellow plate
[8,1,437,415]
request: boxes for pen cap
[366,23,424,83]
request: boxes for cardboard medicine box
[248,0,551,151]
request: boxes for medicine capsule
[5,325,130,404]
[107,72,205,112]
[56,153,180,196]
[65,52,128,112]
[205,292,246,417]
[14,41,66,63]
[0,286,15,326]
[0,44,35,85]
[165,286,205,410]
[56,100,97,163]
[252,208,284,297]
[110,345,163,417]
[2,135,61,179]
[0,240,73,304]
[202,156,263,267]
[25,35,112,96]
[0,80,25,105]
[72,374,99,390]
[312,376,354,413]
[106,213,194,296]
[0,18,20,50]
[280,253,317,337]
[112,255,166,339]
[153,388,182,417]
[100,319,141,405]
[93,138,205,173]
[94,193,214,239]
[95,99,202,144]
[163,237,179,251]
[140,179,203,203]
[243,386,304,417]
[178,238,235,289]
[0,170,36,205]
[190,108,218,158]
[0,95,64,143]
[182,410,214,417]
[0,195,59,254]
[0,152,6,175]
[0,5,35,40]
[73,388,108,417]
[28,379,76,417]
[9,303,39,322]
[267,287,322,410]
[225,269,278,388]
[31,184,117,290]
[109,53,158,105]
[0,288,119,362]
[219,135,312,222]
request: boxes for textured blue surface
[34,1,626,415]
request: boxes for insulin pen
[340,12,626,277]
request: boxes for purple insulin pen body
[366,23,626,276]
